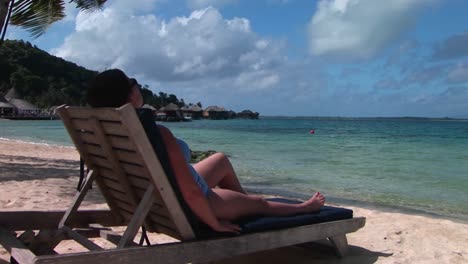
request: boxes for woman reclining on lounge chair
[86,69,326,233]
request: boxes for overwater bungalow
[164,103,183,121]
[204,105,229,120]
[181,105,203,120]
[190,105,203,119]
[181,106,191,120]
[237,110,259,119]
[228,110,237,119]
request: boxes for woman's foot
[304,192,325,212]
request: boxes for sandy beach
[0,139,467,264]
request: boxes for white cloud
[186,0,237,9]
[53,4,284,94]
[308,0,433,60]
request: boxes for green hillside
[0,40,192,109]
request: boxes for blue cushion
[236,198,353,233]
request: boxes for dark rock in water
[190,150,216,163]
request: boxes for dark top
[136,108,215,239]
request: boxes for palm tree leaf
[10,0,65,38]
[8,0,107,38]
[70,0,107,12]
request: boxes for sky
[6,0,468,117]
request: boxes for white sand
[0,139,467,264]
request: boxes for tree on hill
[0,39,195,109]
[0,39,97,107]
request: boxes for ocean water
[1,117,467,219]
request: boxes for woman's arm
[158,126,239,233]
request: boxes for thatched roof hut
[190,105,203,112]
[164,103,180,111]
[237,110,259,119]
[228,110,236,119]
[162,103,182,121]
[8,98,40,114]
[205,106,226,112]
[204,105,229,120]
[8,98,39,110]
[187,105,203,119]
[3,87,41,115]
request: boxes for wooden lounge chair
[0,104,366,264]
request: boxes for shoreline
[1,137,467,222]
[1,139,468,263]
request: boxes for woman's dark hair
[87,69,132,107]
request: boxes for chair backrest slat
[58,104,196,241]
[89,117,141,208]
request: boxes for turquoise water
[1,117,468,219]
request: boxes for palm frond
[10,0,65,38]
[8,0,107,38]
[70,0,107,12]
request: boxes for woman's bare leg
[207,189,325,221]
[193,152,246,193]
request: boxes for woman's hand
[211,220,241,234]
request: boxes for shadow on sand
[207,242,392,264]
[0,154,105,205]
[0,154,79,182]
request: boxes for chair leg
[59,170,96,228]
[118,185,155,248]
[329,234,349,257]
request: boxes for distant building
[181,105,203,120]
[4,88,41,116]
[163,103,183,121]
[228,110,237,119]
[8,98,41,115]
[204,105,229,120]
[237,110,259,119]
